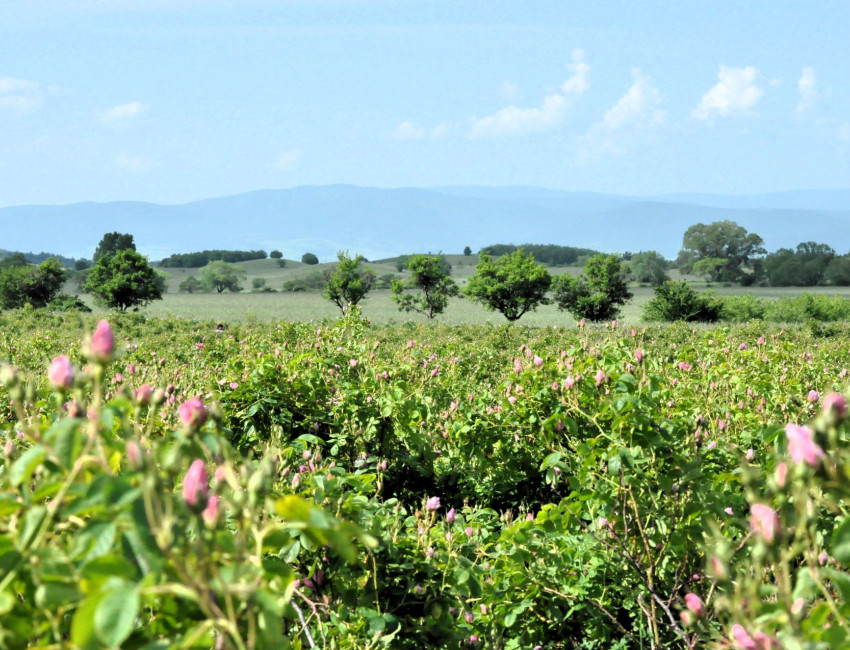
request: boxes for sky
[1,0,849,207]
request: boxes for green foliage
[764,242,836,286]
[73,258,92,271]
[84,249,163,311]
[93,232,136,262]
[677,220,766,283]
[825,254,850,286]
[301,252,319,265]
[160,249,267,268]
[464,249,551,321]
[552,254,632,322]
[463,246,472,256]
[198,261,247,293]
[1,314,850,646]
[323,251,375,313]
[720,294,768,322]
[643,280,723,322]
[0,253,28,268]
[282,271,325,293]
[390,255,459,319]
[46,294,92,312]
[252,277,267,290]
[269,250,283,259]
[481,243,600,266]
[178,275,202,293]
[768,293,850,322]
[627,250,669,286]
[0,258,67,310]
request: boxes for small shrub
[46,293,92,312]
[643,280,723,322]
[721,294,767,322]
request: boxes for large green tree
[84,249,162,311]
[677,220,765,283]
[93,232,136,262]
[323,251,375,313]
[390,254,459,319]
[464,249,551,322]
[763,242,835,286]
[0,258,67,309]
[552,254,632,322]
[626,251,669,287]
[198,261,247,293]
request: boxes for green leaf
[10,444,47,487]
[46,419,82,470]
[71,592,106,650]
[17,505,46,549]
[0,590,14,615]
[35,582,81,609]
[831,518,850,565]
[94,585,139,648]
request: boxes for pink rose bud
[135,384,154,405]
[533,355,543,366]
[48,355,74,389]
[786,423,825,467]
[635,349,644,362]
[684,593,704,617]
[202,495,219,526]
[750,503,780,544]
[90,320,115,361]
[447,508,456,523]
[595,370,606,387]
[178,396,207,428]
[126,440,142,467]
[808,390,820,403]
[775,461,788,487]
[464,611,473,623]
[465,526,473,537]
[823,393,847,418]
[425,496,440,511]
[183,459,209,509]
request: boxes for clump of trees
[626,251,669,286]
[480,243,601,266]
[160,250,267,268]
[465,249,551,321]
[0,257,66,309]
[301,253,319,265]
[552,254,632,322]
[390,254,458,319]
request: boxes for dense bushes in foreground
[0,311,849,648]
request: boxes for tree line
[159,249,269,268]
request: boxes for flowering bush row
[0,311,849,647]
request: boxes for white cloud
[580,68,665,158]
[693,66,763,120]
[274,149,302,170]
[797,67,817,112]
[114,153,152,172]
[469,49,588,138]
[392,121,448,140]
[99,101,148,128]
[0,77,44,112]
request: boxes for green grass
[66,257,850,325]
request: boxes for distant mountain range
[1,185,849,262]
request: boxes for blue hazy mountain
[0,185,848,262]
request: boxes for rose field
[1,309,849,649]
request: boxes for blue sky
[1,0,849,206]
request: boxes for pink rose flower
[684,593,704,617]
[48,355,74,388]
[183,459,209,508]
[179,396,207,428]
[90,320,115,361]
[750,503,780,543]
[786,423,825,467]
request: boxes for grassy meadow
[63,254,850,324]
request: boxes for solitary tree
[0,257,67,309]
[178,276,202,293]
[301,252,319,265]
[463,246,472,256]
[323,251,375,313]
[84,249,162,311]
[552,254,632,322]
[269,250,283,259]
[677,221,765,283]
[93,232,136,262]
[198,261,247,293]
[391,254,459,319]
[464,249,551,322]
